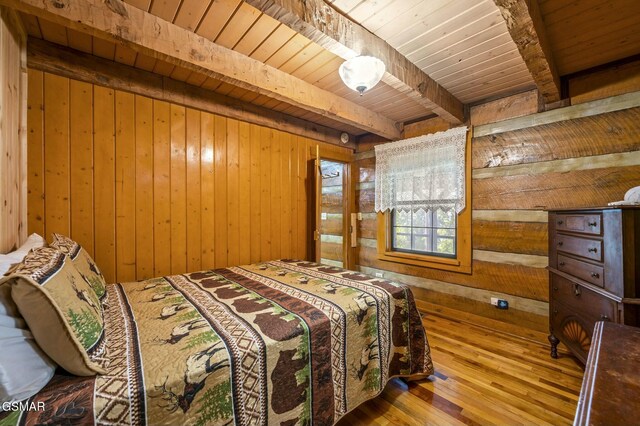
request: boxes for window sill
[377,249,471,274]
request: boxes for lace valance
[374,126,467,214]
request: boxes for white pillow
[0,234,46,276]
[0,282,57,403]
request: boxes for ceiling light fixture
[339,56,385,95]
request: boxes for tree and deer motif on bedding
[2,260,432,426]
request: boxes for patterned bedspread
[1,260,433,426]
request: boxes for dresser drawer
[551,275,616,323]
[555,213,602,236]
[557,254,604,287]
[556,234,603,262]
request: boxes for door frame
[311,146,355,270]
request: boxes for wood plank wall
[27,70,351,283]
[0,9,26,253]
[354,90,640,338]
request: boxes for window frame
[390,208,457,258]
[376,128,472,274]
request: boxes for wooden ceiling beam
[245,0,465,125]
[27,38,354,147]
[3,0,402,139]
[494,0,561,103]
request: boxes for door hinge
[314,230,320,241]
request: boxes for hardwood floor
[338,309,584,425]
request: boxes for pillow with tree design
[50,233,107,299]
[3,247,105,376]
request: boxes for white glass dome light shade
[338,56,386,95]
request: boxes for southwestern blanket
[1,260,433,426]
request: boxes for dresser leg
[548,334,559,359]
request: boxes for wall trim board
[475,89,640,137]
[473,249,548,268]
[357,265,548,316]
[472,150,640,179]
[472,209,548,222]
[26,38,352,148]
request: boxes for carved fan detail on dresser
[547,207,640,364]
[561,318,591,353]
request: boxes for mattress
[0,260,433,425]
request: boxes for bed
[0,259,432,426]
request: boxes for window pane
[436,238,455,255]
[413,227,428,235]
[393,228,411,249]
[391,206,456,258]
[437,228,455,237]
[395,209,411,226]
[413,235,428,252]
[412,208,427,227]
[436,208,455,227]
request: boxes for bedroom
[0,0,639,424]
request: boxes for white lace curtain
[374,126,467,214]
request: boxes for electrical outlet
[375,272,383,278]
[357,212,363,220]
[491,297,509,309]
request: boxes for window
[391,208,456,257]
[374,126,472,273]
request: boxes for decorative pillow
[6,247,105,376]
[0,233,46,276]
[50,233,106,300]
[0,282,56,403]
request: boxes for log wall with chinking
[355,90,640,340]
[27,70,352,284]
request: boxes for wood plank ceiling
[15,0,640,137]
[328,0,536,104]
[19,0,434,136]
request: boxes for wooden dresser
[574,321,640,425]
[548,207,640,363]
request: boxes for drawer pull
[553,286,558,291]
[559,261,565,266]
[600,315,609,321]
[588,247,598,253]
[588,221,597,227]
[558,241,564,246]
[591,272,600,278]
[573,284,581,297]
[557,220,563,225]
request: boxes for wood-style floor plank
[338,309,583,425]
